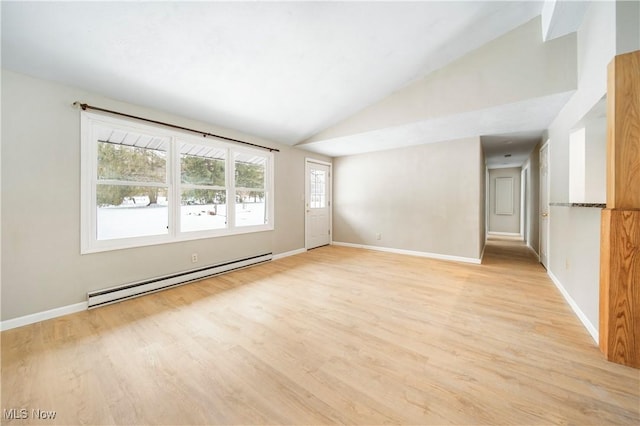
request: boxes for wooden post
[599,50,640,368]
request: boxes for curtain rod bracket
[72,101,88,110]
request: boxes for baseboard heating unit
[87,253,272,308]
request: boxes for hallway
[484,235,545,268]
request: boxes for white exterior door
[540,143,550,268]
[305,161,331,249]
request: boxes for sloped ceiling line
[2,1,584,164]
[2,1,543,149]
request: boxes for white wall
[304,16,577,144]
[488,167,521,234]
[479,149,486,257]
[333,137,483,260]
[545,0,639,336]
[568,113,606,204]
[569,128,587,202]
[616,0,640,55]
[0,70,329,321]
[524,141,541,254]
[584,115,607,203]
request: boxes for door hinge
[328,230,331,235]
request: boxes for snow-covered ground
[97,202,266,240]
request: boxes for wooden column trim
[600,50,640,369]
[600,209,640,367]
[606,51,640,209]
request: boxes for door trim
[305,158,333,250]
[539,140,550,268]
[520,166,526,240]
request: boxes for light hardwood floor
[2,241,639,425]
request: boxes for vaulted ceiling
[2,1,583,162]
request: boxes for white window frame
[231,148,271,229]
[81,111,274,254]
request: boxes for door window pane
[310,169,326,208]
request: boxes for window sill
[81,225,274,254]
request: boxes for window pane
[235,153,265,189]
[180,144,226,186]
[96,185,168,240]
[98,141,167,183]
[181,189,227,232]
[310,170,326,208]
[236,190,266,227]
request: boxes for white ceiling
[300,91,573,158]
[2,1,545,151]
[482,131,545,169]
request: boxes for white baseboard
[1,301,87,332]
[272,248,306,260]
[526,243,540,261]
[547,270,599,344]
[332,241,481,264]
[2,250,300,331]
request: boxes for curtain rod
[72,102,279,153]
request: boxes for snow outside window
[81,112,274,253]
[180,142,227,233]
[234,152,268,227]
